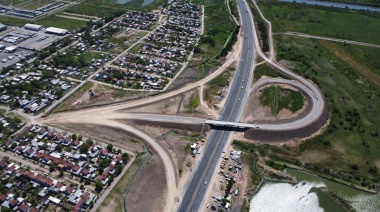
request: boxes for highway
[177,0,256,211]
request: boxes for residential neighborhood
[0,124,129,211]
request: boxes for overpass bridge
[205,119,259,128]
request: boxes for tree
[115,164,123,175]
[122,153,129,162]
[59,169,64,177]
[86,138,93,146]
[80,184,85,190]
[49,163,56,172]
[117,149,121,154]
[71,134,77,140]
[80,143,90,154]
[95,180,103,191]
[85,179,91,185]
[78,135,83,141]
[0,122,3,132]
[10,143,17,149]
[10,117,21,127]
[107,144,113,152]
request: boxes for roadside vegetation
[257,1,380,44]
[36,15,88,31]
[53,82,94,113]
[187,90,200,113]
[259,85,304,115]
[263,34,380,190]
[97,152,147,212]
[190,0,236,76]
[203,68,232,104]
[253,63,286,81]
[65,2,125,18]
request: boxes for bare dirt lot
[58,82,157,112]
[241,85,308,123]
[122,90,207,118]
[125,154,167,212]
[51,123,144,153]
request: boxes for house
[37,128,48,139]
[65,186,74,196]
[72,140,82,150]
[54,134,64,144]
[9,198,19,208]
[46,131,55,140]
[72,165,82,176]
[99,149,108,159]
[63,136,72,146]
[0,194,7,203]
[19,203,30,212]
[0,160,9,169]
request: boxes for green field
[259,85,304,115]
[258,1,380,44]
[191,0,236,67]
[36,15,87,31]
[267,34,380,187]
[65,2,125,17]
[254,63,287,81]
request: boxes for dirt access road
[40,27,244,212]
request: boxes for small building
[24,24,44,31]
[5,46,18,53]
[45,27,68,35]
[0,24,7,32]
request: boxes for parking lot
[0,27,66,51]
[0,49,33,69]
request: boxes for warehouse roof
[24,23,44,30]
[45,27,68,35]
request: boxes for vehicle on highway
[204,181,208,185]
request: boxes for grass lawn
[257,1,380,44]
[259,85,304,114]
[36,15,87,31]
[269,34,380,187]
[253,63,287,81]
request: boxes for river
[250,169,380,211]
[280,0,380,12]
[116,0,155,6]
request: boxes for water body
[116,0,154,6]
[250,169,380,211]
[280,0,380,12]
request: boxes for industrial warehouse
[0,23,69,69]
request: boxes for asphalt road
[177,0,256,211]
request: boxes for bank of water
[280,0,380,12]
[250,169,380,211]
[116,0,154,6]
